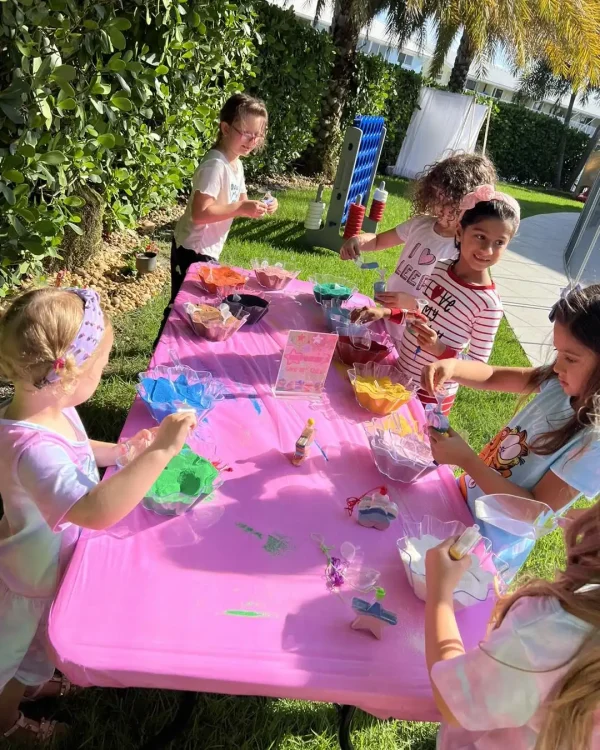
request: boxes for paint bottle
[373,268,386,296]
[449,525,482,560]
[291,418,316,466]
[304,184,326,230]
[263,191,275,206]
[369,181,388,223]
[343,194,366,239]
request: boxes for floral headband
[40,288,105,388]
[457,184,521,230]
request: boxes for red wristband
[388,308,406,324]
[438,345,459,360]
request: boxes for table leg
[139,691,197,749]
[337,704,356,750]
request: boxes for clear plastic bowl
[364,418,437,483]
[310,274,357,305]
[136,364,227,423]
[252,259,300,291]
[348,361,416,415]
[184,302,249,342]
[336,326,393,367]
[195,265,247,296]
[397,516,508,608]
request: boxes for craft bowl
[143,449,223,517]
[252,260,299,291]
[348,361,416,416]
[184,301,249,342]
[195,264,247,296]
[224,293,269,325]
[336,327,393,367]
[310,274,356,305]
[136,364,227,423]
[364,417,437,483]
[397,516,508,608]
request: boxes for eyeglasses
[231,124,266,144]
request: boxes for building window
[398,52,414,67]
[580,116,594,125]
[492,88,504,100]
[465,79,477,91]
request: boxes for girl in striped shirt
[352,186,520,414]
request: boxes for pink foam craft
[49,269,493,722]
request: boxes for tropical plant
[419,0,600,95]
[516,60,600,189]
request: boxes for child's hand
[340,236,362,260]
[421,359,456,395]
[265,197,278,214]
[374,292,420,310]
[410,320,445,356]
[428,427,475,468]
[151,412,197,458]
[350,306,389,324]
[240,200,267,219]
[425,537,472,598]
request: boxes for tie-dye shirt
[432,593,600,749]
[0,406,98,598]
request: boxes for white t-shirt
[385,216,457,340]
[433,593,600,749]
[174,149,246,260]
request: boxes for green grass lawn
[50,178,581,750]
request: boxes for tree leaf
[107,54,127,72]
[39,151,66,165]
[58,80,76,97]
[18,144,36,159]
[110,95,132,111]
[155,64,169,75]
[2,170,24,184]
[67,222,84,235]
[115,74,131,94]
[64,196,85,207]
[97,133,116,148]
[57,98,77,110]
[0,103,24,124]
[0,183,16,205]
[110,18,131,30]
[108,28,126,50]
[53,64,77,81]
[34,220,57,236]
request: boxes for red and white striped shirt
[395,261,503,413]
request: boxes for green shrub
[480,100,589,188]
[0,0,257,297]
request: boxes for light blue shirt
[460,377,600,578]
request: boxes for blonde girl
[425,503,600,749]
[0,288,196,744]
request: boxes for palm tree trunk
[448,30,475,93]
[304,0,361,178]
[567,122,600,191]
[554,90,577,189]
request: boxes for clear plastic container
[184,301,249,341]
[348,361,416,416]
[195,265,247,296]
[310,274,357,305]
[336,325,392,366]
[251,259,300,291]
[364,416,437,483]
[397,516,508,608]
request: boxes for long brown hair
[526,284,600,456]
[491,503,600,750]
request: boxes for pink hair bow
[458,184,521,229]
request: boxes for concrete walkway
[494,212,579,365]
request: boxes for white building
[271,0,600,138]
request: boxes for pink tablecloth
[49,266,491,721]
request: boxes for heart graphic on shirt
[431,284,445,302]
[418,247,436,266]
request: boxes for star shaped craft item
[350,597,397,640]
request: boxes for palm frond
[428,20,458,78]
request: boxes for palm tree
[419,0,600,94]
[516,60,600,189]
[304,0,428,177]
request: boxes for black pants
[153,238,214,348]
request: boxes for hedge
[0,0,257,296]
[480,100,589,188]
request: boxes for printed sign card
[274,330,338,399]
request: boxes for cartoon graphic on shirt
[459,426,530,494]
[229,182,241,203]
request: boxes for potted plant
[136,242,158,275]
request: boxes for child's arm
[89,440,121,468]
[65,413,196,530]
[191,191,266,224]
[421,358,536,396]
[425,538,471,726]
[340,228,403,260]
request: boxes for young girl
[421,283,600,577]
[425,504,600,749]
[340,153,498,313]
[352,186,520,414]
[158,93,278,338]
[0,288,196,743]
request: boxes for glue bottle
[369,181,388,223]
[373,268,386,296]
[291,418,316,466]
[304,185,326,230]
[449,525,482,560]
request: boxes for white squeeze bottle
[449,525,482,560]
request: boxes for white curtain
[392,88,489,179]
